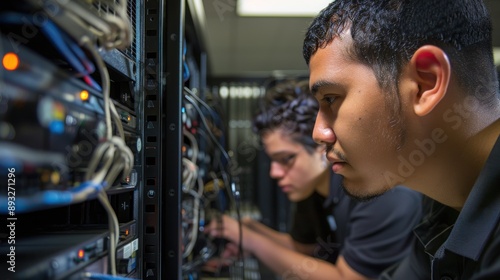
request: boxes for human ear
[410,45,451,116]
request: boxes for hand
[241,216,256,227]
[202,241,251,274]
[204,214,242,244]
[220,242,251,259]
[202,256,234,273]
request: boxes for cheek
[335,107,376,148]
[356,121,403,177]
[340,105,398,163]
[289,167,311,186]
[290,163,320,188]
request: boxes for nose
[313,111,336,145]
[269,162,285,179]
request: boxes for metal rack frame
[142,0,184,279]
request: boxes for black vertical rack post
[143,0,184,279]
[163,0,185,278]
[142,1,161,278]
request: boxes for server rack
[0,0,216,279]
[0,0,145,279]
[143,0,222,278]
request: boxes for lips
[326,155,344,164]
[331,162,345,173]
[326,154,346,173]
[279,184,293,193]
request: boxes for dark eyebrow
[310,80,342,96]
[269,151,295,158]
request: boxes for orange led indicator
[2,52,19,71]
[80,90,90,101]
[77,249,85,259]
[125,229,129,236]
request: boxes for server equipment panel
[0,0,144,279]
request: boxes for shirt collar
[413,200,459,256]
[444,134,500,260]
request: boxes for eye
[275,154,297,166]
[321,95,337,105]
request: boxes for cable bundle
[0,1,135,277]
[81,34,134,276]
[51,0,133,50]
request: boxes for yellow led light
[50,172,60,184]
[80,90,90,101]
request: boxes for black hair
[303,0,498,103]
[253,79,319,153]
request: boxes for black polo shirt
[290,172,423,278]
[380,134,500,280]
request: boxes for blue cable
[57,27,102,92]
[63,32,96,73]
[83,273,139,280]
[0,181,104,214]
[182,39,190,82]
[0,12,102,91]
[70,180,105,194]
[41,20,102,91]
[41,20,88,74]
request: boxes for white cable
[80,36,134,276]
[183,128,199,163]
[85,142,116,183]
[97,190,119,276]
[182,158,198,193]
[64,1,113,36]
[182,176,204,258]
[56,0,132,49]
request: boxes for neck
[409,117,500,210]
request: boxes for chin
[287,194,300,202]
[287,193,307,203]
[341,181,388,202]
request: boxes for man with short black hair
[304,1,500,279]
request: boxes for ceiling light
[494,47,500,66]
[237,0,332,17]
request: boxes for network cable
[82,272,138,280]
[181,140,207,259]
[52,0,132,50]
[183,88,246,276]
[183,92,231,179]
[0,181,104,214]
[79,34,133,276]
